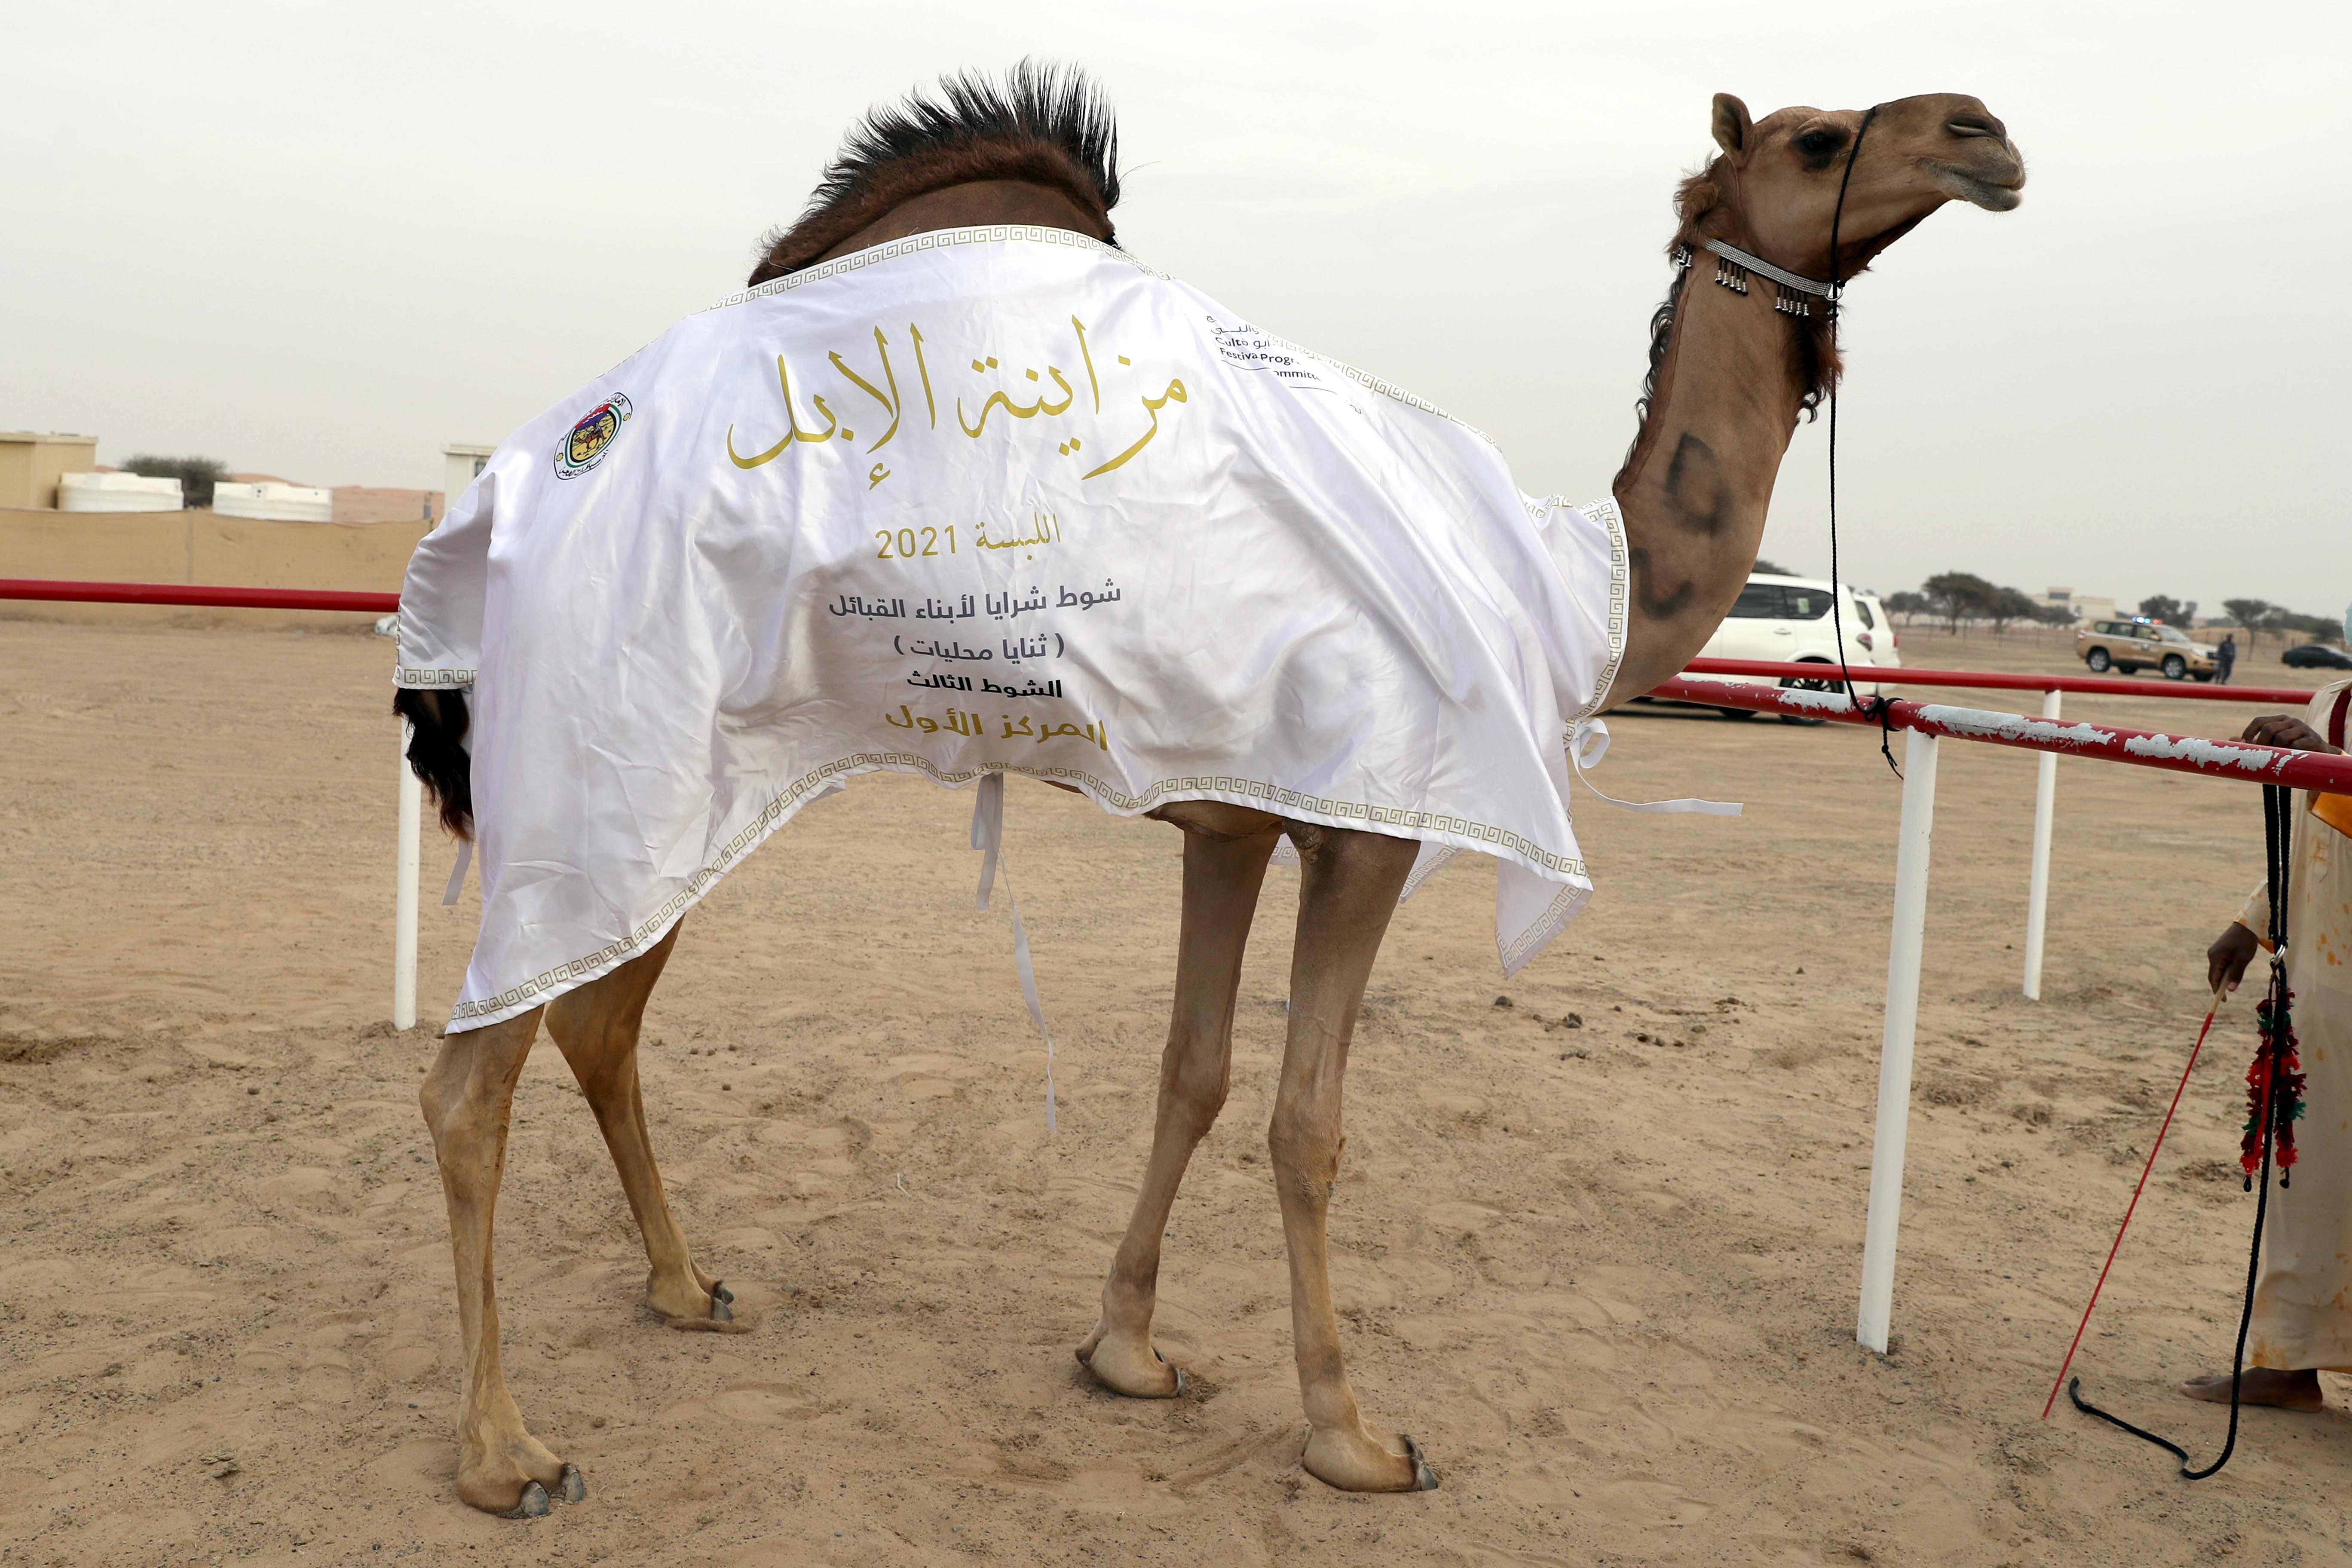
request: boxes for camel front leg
[420,1007,584,1516]
[1269,825,1436,1492]
[1078,822,1280,1396]
[543,924,732,1325]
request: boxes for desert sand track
[2,619,2344,1565]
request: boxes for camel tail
[393,687,474,841]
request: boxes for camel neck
[1602,256,1814,701]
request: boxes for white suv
[1688,574,1899,721]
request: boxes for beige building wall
[331,486,444,524]
[0,507,430,628]
[0,432,100,509]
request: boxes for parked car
[2283,642,2352,671]
[2076,618,2217,680]
[1687,574,1896,723]
[1852,589,1898,665]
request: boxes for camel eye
[1796,129,1846,159]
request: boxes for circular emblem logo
[553,394,632,480]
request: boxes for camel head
[1694,92,2025,281]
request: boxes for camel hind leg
[1078,816,1281,1395]
[1270,824,1435,1491]
[542,922,732,1325]
[421,1005,583,1515]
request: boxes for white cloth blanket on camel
[398,228,1632,1035]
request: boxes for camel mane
[748,61,1121,286]
[1620,163,1848,484]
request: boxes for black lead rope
[1819,104,1901,778]
[2067,781,2297,1478]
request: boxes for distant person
[2186,674,2349,1410]
[2216,633,2238,685]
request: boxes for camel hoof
[502,1481,551,1519]
[711,1281,735,1307]
[1403,1435,1439,1492]
[662,1306,749,1334]
[1073,1330,1185,1398]
[556,1463,586,1504]
[710,1292,733,1323]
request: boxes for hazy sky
[4,1,2341,615]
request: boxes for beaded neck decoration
[1672,237,1838,317]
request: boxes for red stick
[2042,987,2229,1418]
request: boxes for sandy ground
[2,618,2347,1568]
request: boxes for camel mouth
[1924,159,2025,212]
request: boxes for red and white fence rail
[1655,671,2348,784]
[9,579,2346,1357]
[1675,656,2315,1002]
[0,578,403,614]
[1680,653,2314,706]
[1656,671,2352,1352]
[0,579,423,1026]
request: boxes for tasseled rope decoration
[2242,780,2305,1189]
[2244,986,2304,1188]
[1774,282,1810,317]
[1713,254,1749,295]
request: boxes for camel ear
[1711,94,1752,161]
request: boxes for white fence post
[1858,726,1939,1353]
[2021,689,2061,1001]
[395,721,420,1030]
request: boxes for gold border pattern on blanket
[1499,880,1591,974]
[1571,494,1631,723]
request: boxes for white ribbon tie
[971,772,1057,1132]
[1569,719,1743,816]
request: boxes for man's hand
[2209,922,2262,993]
[2242,714,2341,754]
[2219,709,2340,991]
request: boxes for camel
[394,70,2024,1515]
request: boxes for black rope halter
[1818,104,1902,777]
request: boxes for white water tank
[58,471,184,512]
[213,481,333,521]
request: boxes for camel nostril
[1946,113,2006,140]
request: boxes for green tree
[2220,597,2272,648]
[124,454,227,509]
[1751,558,1795,576]
[2032,597,2079,628]
[1923,571,1997,634]
[2136,594,2190,627]
[2274,609,2343,646]
[1883,590,1929,625]
[1985,585,2044,636]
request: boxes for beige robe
[2238,678,2352,1370]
